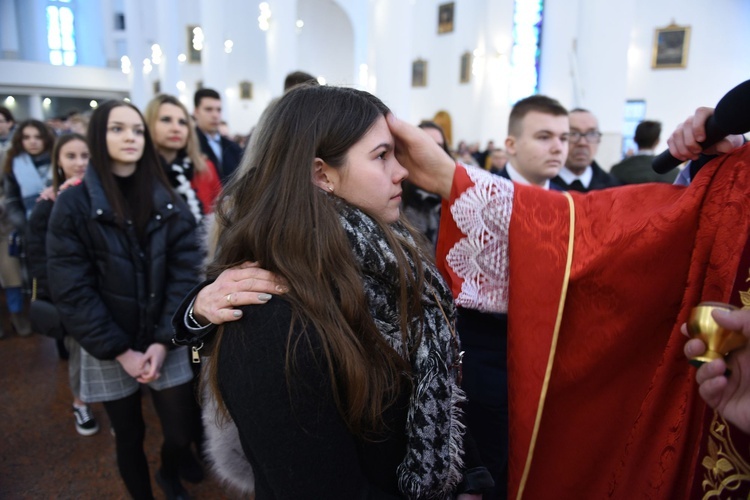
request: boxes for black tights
[103,382,195,499]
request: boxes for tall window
[622,100,646,157]
[508,0,544,104]
[47,0,77,66]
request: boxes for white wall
[407,0,516,149]
[625,0,750,157]
[404,0,749,166]
[298,0,355,86]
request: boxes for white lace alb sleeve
[446,166,514,313]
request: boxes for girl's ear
[312,157,338,192]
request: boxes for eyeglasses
[569,131,602,143]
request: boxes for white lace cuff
[446,166,513,313]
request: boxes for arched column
[156,0,182,96]
[368,0,413,116]
[199,0,229,99]
[0,0,20,59]
[124,0,149,108]
[265,0,298,92]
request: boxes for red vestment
[437,145,750,498]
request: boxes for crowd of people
[2,69,749,500]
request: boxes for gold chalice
[687,301,747,367]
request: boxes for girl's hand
[138,343,168,383]
[116,349,147,380]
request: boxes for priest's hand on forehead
[387,113,455,200]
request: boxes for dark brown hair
[2,119,56,174]
[193,88,221,109]
[418,120,451,155]
[208,85,425,436]
[86,100,172,235]
[0,106,14,124]
[283,71,318,92]
[634,120,662,150]
[51,133,88,191]
[508,95,568,136]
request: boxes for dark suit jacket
[494,165,565,191]
[611,154,678,185]
[550,161,620,192]
[195,127,244,184]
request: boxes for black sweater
[217,298,409,499]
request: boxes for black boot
[56,338,69,360]
[178,450,204,483]
[155,469,190,500]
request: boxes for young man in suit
[193,88,243,184]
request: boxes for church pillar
[156,0,182,96]
[265,0,299,94]
[368,0,413,116]
[198,0,229,100]
[0,0,20,59]
[124,0,149,108]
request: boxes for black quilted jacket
[47,167,202,360]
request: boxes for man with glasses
[552,108,620,192]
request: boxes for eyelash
[109,127,144,135]
[160,118,188,126]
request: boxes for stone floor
[0,323,241,499]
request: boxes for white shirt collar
[506,162,551,190]
[557,165,593,188]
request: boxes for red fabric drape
[437,146,750,498]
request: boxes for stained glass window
[509,0,543,104]
[46,0,77,66]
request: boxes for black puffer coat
[47,167,202,360]
[26,198,54,300]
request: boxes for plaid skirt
[79,345,193,403]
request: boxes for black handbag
[30,278,65,340]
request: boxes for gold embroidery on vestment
[700,412,750,498]
[741,268,750,309]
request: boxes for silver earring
[328,185,334,192]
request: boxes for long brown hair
[2,119,55,174]
[51,133,88,191]
[87,100,172,234]
[143,94,208,173]
[208,85,426,437]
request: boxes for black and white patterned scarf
[337,203,465,499]
[204,204,466,499]
[162,154,203,223]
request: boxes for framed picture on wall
[239,81,253,100]
[652,24,690,69]
[412,59,428,87]
[438,2,454,34]
[459,52,472,84]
